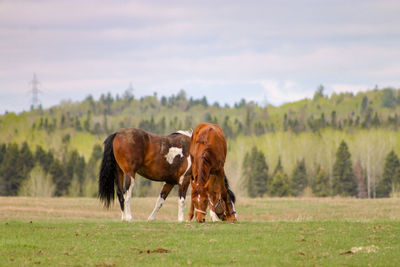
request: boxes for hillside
[1,87,400,198]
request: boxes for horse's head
[191,180,208,223]
[209,195,226,221]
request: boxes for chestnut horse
[188,173,236,222]
[188,122,237,222]
[98,128,192,222]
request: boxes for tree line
[27,87,400,140]
[243,140,400,198]
[0,142,160,197]
[1,140,399,198]
[0,142,101,197]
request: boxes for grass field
[1,197,400,266]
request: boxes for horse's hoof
[123,216,133,222]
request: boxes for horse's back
[113,128,191,182]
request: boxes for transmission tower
[30,73,41,109]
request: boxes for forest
[1,86,400,198]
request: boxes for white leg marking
[210,209,219,222]
[122,180,135,222]
[148,196,165,221]
[178,197,185,222]
[179,156,192,185]
[164,147,183,164]
[232,202,237,219]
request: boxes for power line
[30,73,41,109]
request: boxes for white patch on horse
[164,147,183,164]
[148,196,165,221]
[179,156,191,185]
[178,197,185,222]
[176,130,192,137]
[122,179,135,222]
[210,209,219,222]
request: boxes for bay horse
[98,128,192,222]
[188,122,237,222]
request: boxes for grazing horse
[98,128,192,222]
[188,122,237,223]
[188,174,237,222]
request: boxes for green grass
[1,197,400,266]
[1,220,399,266]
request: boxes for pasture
[1,197,400,266]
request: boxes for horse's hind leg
[117,169,135,222]
[178,174,191,222]
[147,182,174,221]
[123,173,135,222]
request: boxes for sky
[1,0,400,114]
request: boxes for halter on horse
[189,174,237,222]
[98,128,192,222]
[188,122,237,223]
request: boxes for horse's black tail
[224,175,236,204]
[98,133,117,208]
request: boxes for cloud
[1,0,400,113]
[258,80,314,105]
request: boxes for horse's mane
[173,130,193,137]
[224,175,236,204]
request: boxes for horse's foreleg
[178,174,191,222]
[187,188,195,222]
[147,183,174,221]
[122,173,135,222]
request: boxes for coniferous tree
[242,147,268,198]
[84,110,92,132]
[66,150,86,196]
[371,112,380,127]
[332,140,357,196]
[0,143,26,195]
[361,96,368,113]
[331,110,337,129]
[252,148,268,197]
[273,156,283,177]
[35,146,54,174]
[0,144,5,194]
[291,159,308,196]
[382,88,395,108]
[87,144,102,180]
[376,150,400,197]
[0,144,6,166]
[268,158,291,197]
[19,142,34,182]
[312,165,330,197]
[269,170,291,197]
[50,159,68,197]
